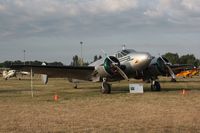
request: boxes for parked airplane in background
[3,70,30,80]
[3,70,16,80]
[11,48,191,94]
[176,67,199,78]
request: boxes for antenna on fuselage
[122,44,126,50]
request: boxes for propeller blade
[166,65,176,79]
[107,58,129,80]
[160,56,176,79]
[115,65,129,80]
[159,55,168,64]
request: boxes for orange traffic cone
[182,89,186,95]
[54,94,59,101]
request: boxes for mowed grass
[0,76,200,133]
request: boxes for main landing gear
[100,78,161,93]
[151,80,161,91]
[101,78,111,94]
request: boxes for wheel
[101,82,111,94]
[151,81,161,91]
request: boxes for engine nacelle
[147,57,169,77]
[104,56,120,75]
[95,56,120,78]
[156,57,169,75]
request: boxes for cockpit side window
[121,51,127,56]
[122,50,130,55]
[118,53,123,58]
[121,50,130,56]
[115,49,135,58]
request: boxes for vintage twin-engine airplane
[11,48,187,94]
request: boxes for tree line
[0,61,64,68]
[70,53,200,67]
[70,55,102,66]
[0,53,199,68]
[163,53,200,67]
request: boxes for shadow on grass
[0,89,29,93]
[144,87,200,92]
[112,86,200,93]
[0,88,41,94]
[160,88,199,91]
[112,88,129,94]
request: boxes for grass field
[0,76,200,133]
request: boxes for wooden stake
[31,68,34,98]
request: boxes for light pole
[80,41,83,66]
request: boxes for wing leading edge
[11,65,95,81]
[170,64,194,74]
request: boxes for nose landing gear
[101,78,111,94]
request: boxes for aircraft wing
[11,65,95,81]
[170,64,194,74]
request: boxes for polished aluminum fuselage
[89,49,152,80]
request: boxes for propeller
[101,50,129,80]
[159,56,176,80]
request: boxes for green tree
[0,63,3,67]
[179,54,196,64]
[48,62,63,66]
[163,52,179,64]
[3,61,13,68]
[194,59,200,67]
[71,55,80,66]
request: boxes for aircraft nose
[131,52,152,70]
[139,52,152,62]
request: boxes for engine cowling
[104,56,120,76]
[156,57,170,75]
[147,57,170,77]
[156,57,167,74]
[95,56,121,78]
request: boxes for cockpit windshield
[115,49,136,58]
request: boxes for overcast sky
[0,0,200,64]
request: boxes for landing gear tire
[151,81,161,91]
[101,82,111,94]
